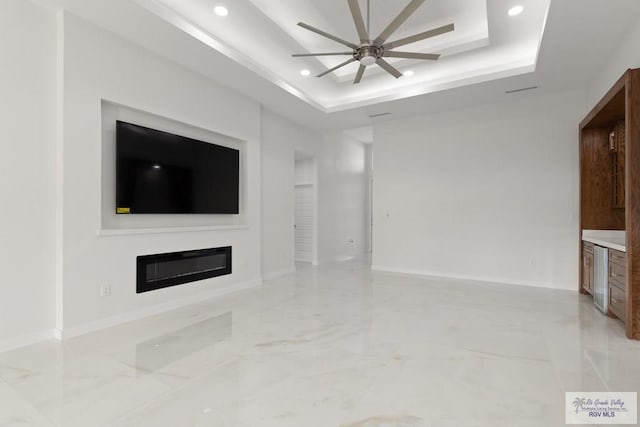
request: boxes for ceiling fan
[292,0,455,84]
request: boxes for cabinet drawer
[583,242,594,254]
[609,261,627,285]
[609,284,626,321]
[608,249,627,266]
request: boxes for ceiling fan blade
[317,58,357,78]
[347,0,370,44]
[383,23,455,50]
[376,58,403,79]
[373,0,426,45]
[298,22,359,49]
[292,52,354,57]
[354,64,366,84]
[383,51,440,60]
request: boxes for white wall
[318,133,368,263]
[58,12,262,337]
[0,5,369,346]
[295,158,314,184]
[373,90,584,291]
[587,22,640,110]
[261,110,319,278]
[261,110,368,278]
[0,0,57,349]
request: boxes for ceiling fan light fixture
[300,69,311,76]
[508,5,524,16]
[214,6,229,17]
[404,70,415,77]
[359,56,377,66]
[355,45,382,66]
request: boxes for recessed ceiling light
[214,6,229,17]
[404,70,415,77]
[508,5,524,16]
[300,69,311,76]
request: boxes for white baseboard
[263,267,296,281]
[371,265,572,291]
[314,254,356,266]
[57,278,262,341]
[0,329,57,353]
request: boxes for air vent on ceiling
[369,112,391,118]
[506,86,539,94]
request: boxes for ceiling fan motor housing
[355,45,382,66]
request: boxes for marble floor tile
[0,257,638,426]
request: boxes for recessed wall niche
[100,100,248,233]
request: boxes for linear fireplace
[137,246,232,293]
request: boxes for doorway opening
[294,151,317,264]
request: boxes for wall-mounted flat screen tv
[116,121,239,214]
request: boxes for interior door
[295,184,313,262]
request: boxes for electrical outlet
[101,283,112,297]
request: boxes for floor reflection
[0,257,639,427]
[135,312,232,374]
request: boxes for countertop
[582,229,626,252]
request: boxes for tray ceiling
[139,0,551,112]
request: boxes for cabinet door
[588,252,595,293]
[583,251,594,294]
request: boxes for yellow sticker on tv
[117,207,131,214]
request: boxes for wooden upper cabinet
[580,78,626,230]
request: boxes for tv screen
[116,121,239,214]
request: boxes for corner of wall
[586,19,640,109]
[54,6,65,335]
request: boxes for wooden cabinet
[582,242,594,295]
[610,120,626,209]
[580,68,640,340]
[608,248,627,322]
[581,127,626,229]
[581,242,627,322]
